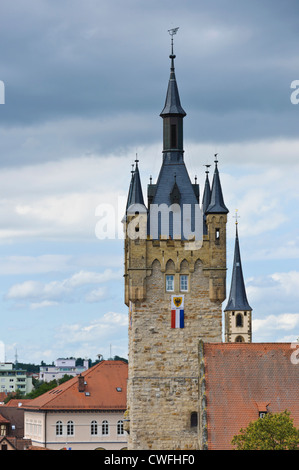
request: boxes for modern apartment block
[0,363,33,395]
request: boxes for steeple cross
[233,209,240,225]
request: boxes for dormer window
[256,402,270,418]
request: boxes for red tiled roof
[203,343,299,450]
[0,413,10,424]
[22,360,128,411]
[4,399,32,407]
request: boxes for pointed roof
[206,158,228,214]
[126,159,145,209]
[202,169,211,235]
[160,54,186,117]
[202,169,211,213]
[225,225,252,311]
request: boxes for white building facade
[39,358,89,383]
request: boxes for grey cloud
[0,0,297,165]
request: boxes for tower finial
[204,164,211,174]
[168,27,179,57]
[233,209,240,226]
[214,153,218,165]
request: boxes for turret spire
[202,164,211,235]
[206,155,228,214]
[225,219,252,312]
[160,28,186,118]
[126,156,145,210]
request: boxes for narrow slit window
[171,124,177,148]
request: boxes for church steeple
[160,28,186,155]
[225,223,252,312]
[225,217,252,343]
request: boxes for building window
[0,425,6,436]
[180,275,188,292]
[91,420,98,435]
[190,412,198,428]
[259,412,267,418]
[236,313,243,327]
[215,228,220,244]
[56,421,63,436]
[166,275,174,292]
[235,335,245,343]
[67,420,74,436]
[117,420,124,435]
[102,420,109,435]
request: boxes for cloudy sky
[0,0,298,364]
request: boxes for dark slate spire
[160,28,186,156]
[160,29,186,118]
[225,223,252,312]
[126,158,145,209]
[202,165,211,213]
[202,165,211,235]
[148,29,199,240]
[126,164,135,212]
[206,155,229,214]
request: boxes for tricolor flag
[171,295,184,329]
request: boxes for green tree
[231,411,299,450]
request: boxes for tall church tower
[123,31,228,450]
[224,219,252,343]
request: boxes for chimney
[78,374,85,392]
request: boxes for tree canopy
[231,411,299,450]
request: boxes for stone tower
[224,221,252,343]
[123,35,228,450]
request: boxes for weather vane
[168,27,179,55]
